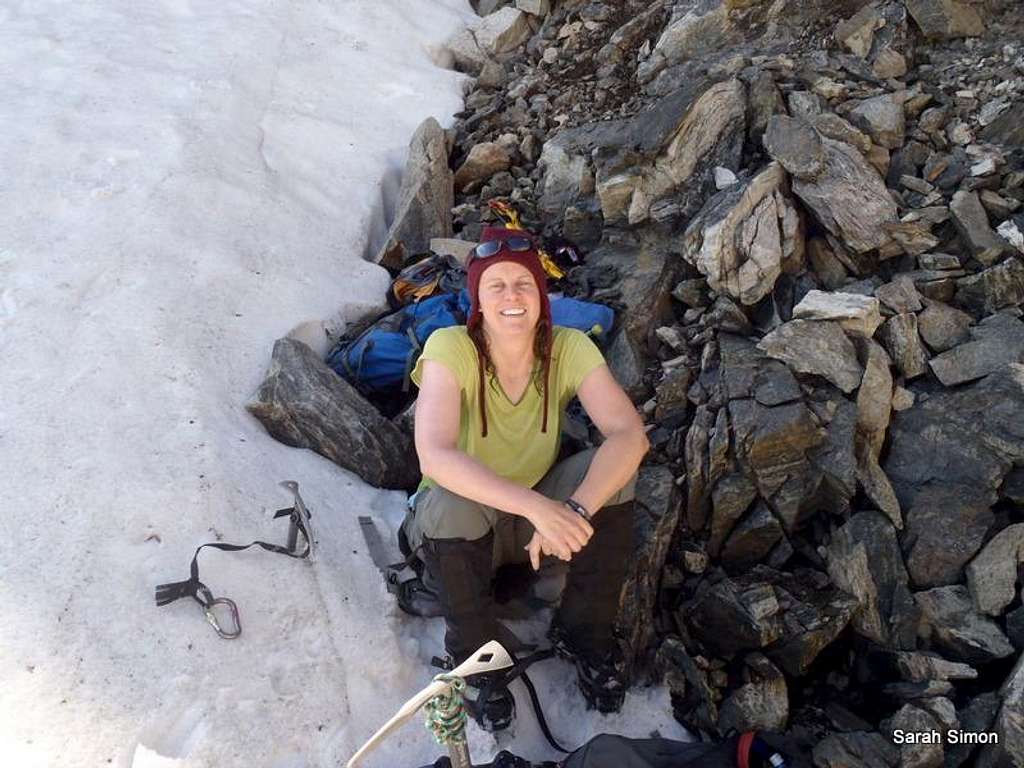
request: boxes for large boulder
[928,312,1024,387]
[682,163,804,305]
[636,0,730,84]
[955,256,1024,314]
[248,338,420,490]
[372,118,453,271]
[789,136,899,254]
[826,511,919,649]
[915,585,1015,664]
[902,484,994,589]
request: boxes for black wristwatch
[564,498,592,521]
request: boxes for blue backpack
[326,290,614,399]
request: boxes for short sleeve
[558,328,607,399]
[411,327,473,389]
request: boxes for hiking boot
[394,576,444,618]
[462,672,516,732]
[550,624,627,714]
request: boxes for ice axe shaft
[345,641,514,768]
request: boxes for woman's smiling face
[478,260,542,341]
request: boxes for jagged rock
[717,653,788,734]
[655,366,692,423]
[682,163,801,305]
[980,102,1024,149]
[709,472,758,557]
[721,502,783,572]
[835,4,885,57]
[916,585,1015,664]
[929,312,1024,386]
[856,445,902,529]
[787,90,823,120]
[758,319,863,393]
[875,276,922,314]
[873,47,907,78]
[807,237,850,290]
[446,28,489,74]
[637,0,729,84]
[473,6,532,56]
[1003,467,1024,505]
[917,253,960,270]
[813,731,899,768]
[885,704,944,768]
[884,221,941,257]
[790,136,899,254]
[596,78,746,226]
[671,277,709,308]
[889,650,978,682]
[855,338,893,458]
[808,397,858,515]
[746,70,786,152]
[879,313,929,379]
[373,118,453,270]
[606,329,648,401]
[903,483,994,588]
[685,405,716,533]
[891,385,914,410]
[846,93,906,149]
[618,465,680,679]
[955,256,1024,314]
[917,299,973,352]
[966,523,1024,617]
[248,338,420,490]
[950,190,1010,266]
[826,511,918,649]
[792,290,883,338]
[949,692,1000,768]
[977,654,1024,767]
[537,140,593,220]
[686,577,783,657]
[514,0,548,15]
[763,115,824,180]
[454,141,511,191]
[904,0,985,40]
[658,637,720,735]
[758,567,858,677]
[812,113,872,154]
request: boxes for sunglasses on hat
[472,236,534,260]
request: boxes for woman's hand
[525,498,593,563]
[524,531,561,570]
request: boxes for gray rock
[682,163,798,305]
[883,221,941,257]
[637,0,729,84]
[856,446,903,529]
[537,138,592,220]
[846,93,906,149]
[618,465,681,679]
[758,319,863,393]
[472,6,532,56]
[761,567,859,677]
[1003,467,1024,505]
[787,91,823,120]
[929,312,1024,386]
[792,290,883,338]
[903,483,995,588]
[826,511,918,649]
[763,115,824,180]
[980,103,1024,149]
[890,650,978,682]
[950,190,1010,266]
[514,0,548,15]
[248,338,420,489]
[955,256,1024,314]
[721,502,784,572]
[950,692,1000,768]
[671,277,710,308]
[966,523,1024,617]
[685,404,716,534]
[885,704,944,768]
[746,70,786,152]
[710,471,758,556]
[875,276,922,314]
[905,0,984,39]
[372,118,453,271]
[686,577,783,657]
[977,655,1024,767]
[879,313,929,380]
[916,585,1015,664]
[808,397,858,515]
[917,300,973,352]
[813,731,899,768]
[658,637,721,735]
[606,329,648,401]
[807,237,850,290]
[654,366,692,422]
[791,136,899,254]
[917,253,960,271]
[717,653,788,734]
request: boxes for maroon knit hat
[466,227,553,437]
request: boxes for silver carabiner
[197,587,242,639]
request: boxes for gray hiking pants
[403,447,637,567]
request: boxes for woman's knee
[414,486,494,542]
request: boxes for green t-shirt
[410,326,606,491]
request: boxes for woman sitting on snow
[400,226,649,731]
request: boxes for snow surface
[0,2,688,766]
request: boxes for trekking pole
[345,640,514,768]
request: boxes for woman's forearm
[420,447,545,518]
[570,429,649,516]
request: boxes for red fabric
[466,227,552,437]
[737,732,756,768]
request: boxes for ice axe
[346,640,514,768]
